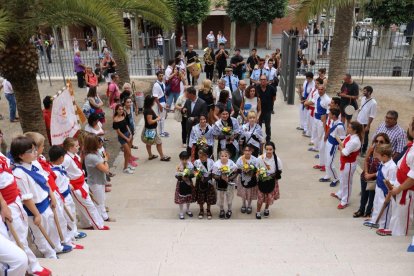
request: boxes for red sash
[37,158,64,201]
[70,175,88,199]
[396,142,413,205]
[340,135,360,170]
[0,157,20,204]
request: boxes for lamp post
[143,20,152,75]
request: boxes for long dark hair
[144,95,155,110]
[87,86,97,98]
[218,90,229,104]
[113,104,124,118]
[350,121,364,142]
[264,141,277,163]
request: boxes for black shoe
[263,209,270,217]
[225,210,232,219]
[246,207,252,214]
[272,110,275,114]
[241,207,246,213]
[219,210,225,219]
[256,212,262,219]
[186,211,193,217]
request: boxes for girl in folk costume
[0,193,29,276]
[236,145,259,215]
[189,114,214,161]
[174,151,195,220]
[212,150,239,219]
[331,121,363,209]
[212,109,241,162]
[193,148,216,219]
[239,111,264,157]
[256,141,283,219]
[62,137,109,230]
[10,136,71,259]
[25,132,82,250]
[0,134,52,275]
[49,145,87,242]
[363,144,397,231]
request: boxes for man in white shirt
[0,78,18,122]
[214,79,231,104]
[206,31,215,49]
[356,85,377,156]
[311,84,331,154]
[300,72,315,137]
[152,72,169,137]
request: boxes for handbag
[143,128,156,142]
[366,180,376,191]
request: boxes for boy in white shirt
[356,86,377,156]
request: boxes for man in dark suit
[183,86,208,145]
[231,80,247,118]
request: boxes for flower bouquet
[243,163,257,175]
[221,126,232,136]
[220,165,231,176]
[196,136,207,147]
[194,167,206,179]
[177,167,193,178]
[257,167,272,182]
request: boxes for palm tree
[0,0,173,145]
[107,0,175,86]
[294,0,357,94]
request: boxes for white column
[197,23,202,50]
[61,26,71,50]
[266,22,272,50]
[230,21,236,50]
[96,27,102,52]
[130,17,138,50]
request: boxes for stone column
[197,23,202,49]
[230,21,236,51]
[96,27,102,52]
[61,26,71,50]
[266,22,272,50]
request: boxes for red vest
[37,157,64,201]
[340,135,360,170]
[0,156,19,204]
[396,142,413,205]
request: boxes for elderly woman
[85,113,105,137]
[120,82,138,115]
[240,85,262,123]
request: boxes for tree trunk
[0,40,50,149]
[112,49,130,88]
[326,3,354,95]
[249,23,256,49]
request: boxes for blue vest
[302,82,309,110]
[376,164,388,196]
[14,165,49,193]
[327,122,344,155]
[315,97,327,120]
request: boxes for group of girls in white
[174,109,283,220]
[0,130,113,275]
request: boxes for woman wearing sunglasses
[353,132,390,218]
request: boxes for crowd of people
[298,70,414,252]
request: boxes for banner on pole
[50,88,80,145]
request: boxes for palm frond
[117,0,175,30]
[33,0,128,59]
[291,0,331,26]
[0,9,13,49]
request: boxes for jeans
[167,92,180,108]
[259,111,272,141]
[361,125,369,154]
[208,42,215,49]
[5,93,17,121]
[76,71,85,88]
[358,177,375,215]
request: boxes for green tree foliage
[365,0,414,27]
[227,0,288,25]
[175,0,210,25]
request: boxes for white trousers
[306,112,313,137]
[314,119,324,151]
[89,184,108,221]
[28,206,62,258]
[71,183,104,229]
[156,103,166,134]
[311,116,318,144]
[390,189,414,236]
[303,108,309,132]
[319,139,327,166]
[371,187,392,229]
[299,104,305,129]
[54,192,71,245]
[217,185,235,209]
[324,142,339,181]
[0,221,28,276]
[8,199,42,274]
[63,194,78,240]
[336,162,357,206]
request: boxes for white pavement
[40,98,414,275]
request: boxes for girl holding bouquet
[236,145,259,215]
[212,109,241,162]
[174,151,195,220]
[257,141,283,219]
[194,148,216,219]
[239,111,264,157]
[212,150,238,219]
[189,114,214,161]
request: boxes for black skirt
[258,177,276,194]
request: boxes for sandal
[186,211,193,217]
[207,210,212,220]
[160,156,171,162]
[104,217,116,222]
[132,145,139,149]
[148,155,158,160]
[353,210,364,218]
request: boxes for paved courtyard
[35,95,414,276]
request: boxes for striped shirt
[373,122,406,155]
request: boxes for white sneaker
[123,168,134,174]
[182,144,187,148]
[128,165,136,170]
